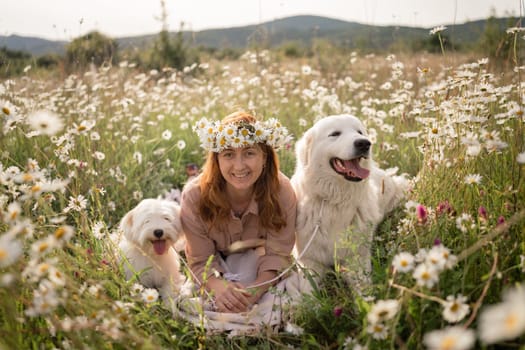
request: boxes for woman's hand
[207,277,251,313]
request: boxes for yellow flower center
[450,303,459,312]
[54,227,66,239]
[38,242,49,252]
[441,337,456,350]
[505,313,518,330]
[0,249,7,260]
[2,106,11,115]
[38,263,50,273]
[378,310,388,318]
[23,173,33,182]
[373,324,384,332]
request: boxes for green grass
[0,49,524,349]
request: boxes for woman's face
[218,146,265,193]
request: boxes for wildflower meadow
[1,36,525,349]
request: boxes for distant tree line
[0,14,522,78]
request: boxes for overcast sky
[1,0,522,41]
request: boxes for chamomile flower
[48,266,67,287]
[133,151,143,164]
[27,110,64,136]
[517,152,525,164]
[367,299,400,325]
[130,283,145,297]
[429,25,447,35]
[392,252,415,273]
[0,235,23,268]
[92,221,107,239]
[177,140,186,150]
[142,288,159,303]
[31,235,58,257]
[285,322,304,335]
[426,245,456,271]
[93,151,105,160]
[423,326,475,350]
[479,285,525,344]
[161,130,172,140]
[456,213,475,233]
[63,194,88,213]
[442,294,470,323]
[464,174,482,185]
[53,225,75,243]
[413,263,439,288]
[3,201,22,223]
[367,322,388,340]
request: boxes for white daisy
[423,326,475,350]
[517,152,525,164]
[464,174,482,185]
[392,252,415,273]
[426,245,456,272]
[284,322,304,335]
[27,110,64,136]
[177,140,186,150]
[0,235,23,268]
[479,285,525,344]
[142,288,159,303]
[161,130,172,140]
[413,263,439,288]
[442,294,470,323]
[367,299,400,325]
[367,322,388,340]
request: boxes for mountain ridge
[0,15,515,56]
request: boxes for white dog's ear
[295,130,313,168]
[119,209,134,236]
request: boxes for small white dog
[291,114,409,291]
[118,198,186,302]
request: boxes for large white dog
[119,198,186,302]
[291,114,408,291]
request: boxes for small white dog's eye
[329,131,341,137]
[164,217,171,222]
[358,130,364,135]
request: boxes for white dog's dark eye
[163,217,171,222]
[329,131,341,137]
[358,130,364,135]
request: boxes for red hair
[198,111,285,230]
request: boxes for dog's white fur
[119,198,185,301]
[291,114,408,290]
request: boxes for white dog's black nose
[354,139,371,154]
[153,229,164,238]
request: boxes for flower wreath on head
[193,117,292,153]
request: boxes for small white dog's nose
[153,229,164,238]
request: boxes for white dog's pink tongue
[345,159,370,179]
[153,240,167,255]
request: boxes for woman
[180,111,296,313]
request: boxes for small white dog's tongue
[343,159,370,179]
[152,240,167,255]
